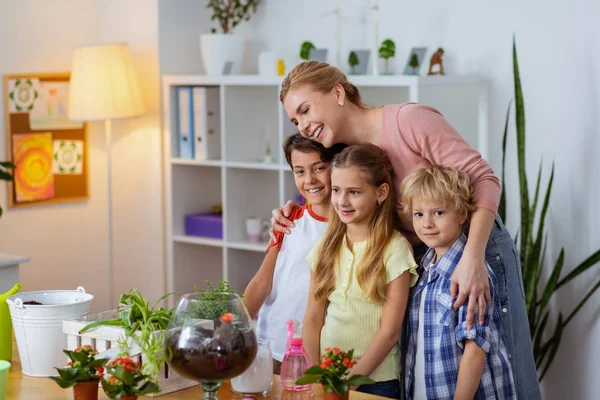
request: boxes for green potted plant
[49,345,109,400]
[200,0,261,75]
[378,39,395,75]
[101,356,159,400]
[500,37,600,380]
[78,289,173,385]
[295,348,373,400]
[299,41,328,63]
[408,52,420,75]
[348,51,359,74]
[0,161,15,218]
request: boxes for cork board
[3,73,88,208]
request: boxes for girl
[303,144,418,399]
[273,61,540,400]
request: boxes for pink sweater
[379,103,501,244]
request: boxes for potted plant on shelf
[101,356,159,400]
[201,0,261,75]
[408,52,420,75]
[348,51,359,74]
[0,161,15,218]
[300,41,328,63]
[378,39,395,75]
[295,348,373,400]
[49,345,109,400]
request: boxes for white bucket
[6,286,93,377]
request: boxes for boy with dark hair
[244,133,345,373]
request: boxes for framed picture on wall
[403,47,428,76]
[3,72,89,208]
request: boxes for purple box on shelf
[185,212,223,239]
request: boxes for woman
[270,61,540,399]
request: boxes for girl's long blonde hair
[313,144,400,303]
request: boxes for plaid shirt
[405,234,516,400]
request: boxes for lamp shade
[68,43,145,121]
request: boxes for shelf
[163,74,481,88]
[171,158,223,167]
[173,235,224,247]
[227,240,270,253]
[226,161,282,171]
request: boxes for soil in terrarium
[165,325,257,381]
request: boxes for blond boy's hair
[400,165,475,221]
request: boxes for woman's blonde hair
[313,143,399,303]
[279,61,364,107]
[400,165,475,222]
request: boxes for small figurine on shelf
[348,51,359,74]
[428,48,445,75]
[378,38,395,75]
[277,59,286,76]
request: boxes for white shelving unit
[162,74,486,305]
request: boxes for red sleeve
[398,104,501,213]
[265,205,307,252]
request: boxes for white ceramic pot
[200,33,245,75]
[7,286,93,377]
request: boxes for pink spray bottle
[280,319,312,391]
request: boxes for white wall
[158,0,599,398]
[0,0,164,311]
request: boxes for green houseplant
[300,41,316,61]
[49,345,109,400]
[408,52,420,75]
[206,0,260,34]
[296,348,373,399]
[500,36,600,380]
[101,356,159,399]
[348,51,359,74]
[201,1,261,75]
[0,161,15,218]
[378,39,395,75]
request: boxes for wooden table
[5,339,381,399]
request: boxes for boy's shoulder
[267,204,327,252]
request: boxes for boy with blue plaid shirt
[400,166,515,400]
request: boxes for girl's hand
[450,253,491,330]
[268,200,298,242]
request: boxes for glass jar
[231,339,273,397]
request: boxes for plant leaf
[295,374,320,385]
[112,365,136,386]
[78,318,123,334]
[304,365,325,375]
[556,248,600,289]
[346,375,375,386]
[0,161,15,168]
[498,100,512,223]
[539,313,564,381]
[563,277,600,327]
[537,249,564,315]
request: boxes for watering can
[0,283,21,361]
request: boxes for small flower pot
[322,386,349,400]
[73,379,99,400]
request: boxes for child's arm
[349,271,412,378]
[243,246,280,317]
[302,270,327,366]
[454,340,485,400]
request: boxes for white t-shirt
[413,261,434,400]
[256,204,328,361]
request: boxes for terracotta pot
[73,380,99,400]
[322,386,349,400]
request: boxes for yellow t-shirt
[307,231,418,382]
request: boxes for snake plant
[499,36,600,380]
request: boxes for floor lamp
[68,43,146,308]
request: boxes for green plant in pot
[348,51,359,75]
[300,41,316,61]
[500,36,600,380]
[0,161,15,218]
[378,39,395,75]
[49,345,109,400]
[201,1,261,75]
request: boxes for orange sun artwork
[12,133,55,202]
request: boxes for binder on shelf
[177,86,194,159]
[192,87,221,161]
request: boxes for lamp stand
[105,119,114,309]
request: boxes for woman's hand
[450,252,491,330]
[268,200,298,243]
